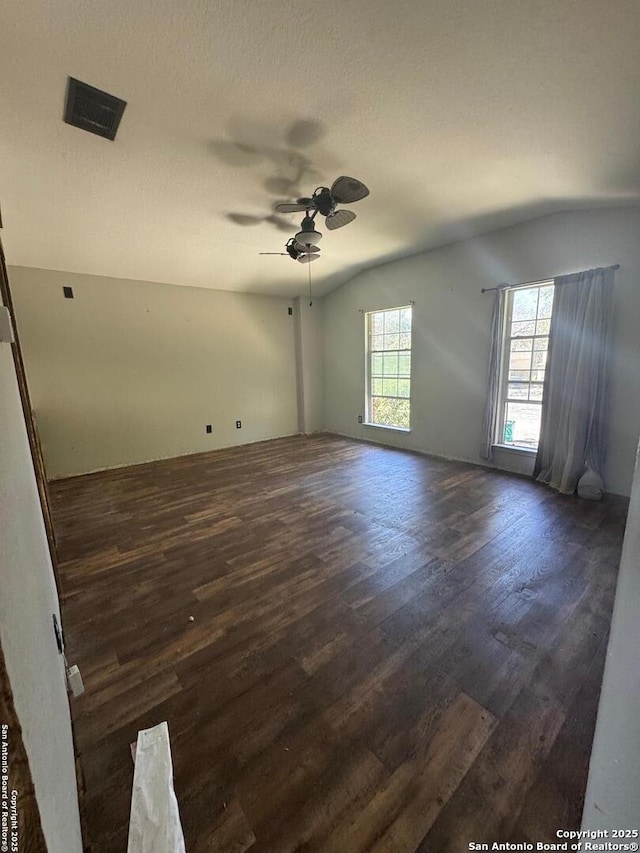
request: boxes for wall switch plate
[63,286,74,299]
[236,420,242,429]
[205,424,212,434]
[288,306,293,315]
[358,415,363,423]
[0,306,14,343]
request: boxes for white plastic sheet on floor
[127,722,186,853]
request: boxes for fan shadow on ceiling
[209,118,335,233]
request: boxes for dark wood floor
[50,434,628,853]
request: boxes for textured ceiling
[1,0,640,297]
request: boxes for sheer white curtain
[480,287,506,459]
[534,266,615,495]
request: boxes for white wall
[582,436,640,828]
[322,207,640,496]
[293,295,324,434]
[8,267,299,478]
[0,313,83,851]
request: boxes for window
[496,282,554,450]
[366,305,412,429]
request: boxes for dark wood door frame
[0,638,48,851]
[0,234,61,597]
[0,218,49,850]
[0,224,89,851]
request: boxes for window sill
[364,423,411,434]
[493,443,537,456]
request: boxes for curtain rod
[480,264,620,294]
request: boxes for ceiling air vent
[64,77,127,141]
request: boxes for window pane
[538,286,554,319]
[383,353,398,375]
[372,397,410,429]
[371,313,384,334]
[382,378,398,397]
[511,320,536,337]
[503,402,542,449]
[529,383,544,401]
[368,307,412,430]
[497,284,552,448]
[384,311,400,333]
[509,349,532,371]
[398,354,411,376]
[398,378,410,398]
[532,349,547,370]
[400,308,412,332]
[512,288,539,321]
[507,383,529,400]
[511,338,533,352]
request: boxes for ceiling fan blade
[297,254,319,263]
[325,209,356,230]
[259,252,288,255]
[275,202,307,213]
[293,242,320,254]
[330,176,369,205]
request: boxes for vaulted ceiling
[1,0,639,296]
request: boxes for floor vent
[64,77,127,141]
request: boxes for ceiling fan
[275,175,369,230]
[260,236,320,263]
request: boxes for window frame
[494,280,554,453]
[365,304,413,432]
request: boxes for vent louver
[64,77,127,141]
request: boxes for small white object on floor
[127,722,186,853]
[66,664,85,697]
[188,616,195,622]
[578,466,604,500]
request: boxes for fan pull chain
[308,260,313,307]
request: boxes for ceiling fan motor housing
[295,215,323,246]
[314,189,334,217]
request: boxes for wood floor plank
[318,692,495,853]
[416,687,566,852]
[49,434,627,853]
[190,798,256,853]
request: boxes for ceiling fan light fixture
[295,228,322,246]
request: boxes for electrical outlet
[205,424,212,434]
[236,420,242,429]
[288,306,293,316]
[358,415,363,423]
